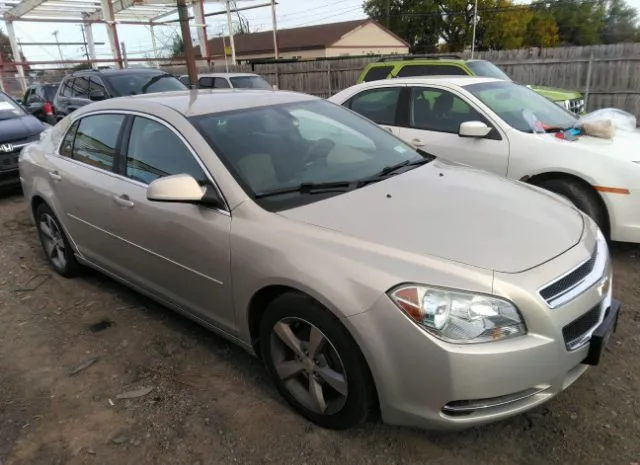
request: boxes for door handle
[48,171,62,181]
[411,138,426,147]
[113,194,134,208]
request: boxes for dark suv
[54,68,187,119]
[22,83,59,123]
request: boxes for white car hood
[542,129,640,161]
[280,159,584,273]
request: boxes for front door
[397,86,510,176]
[346,85,405,136]
[107,115,235,333]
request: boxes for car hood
[279,160,584,273]
[541,129,640,161]
[0,115,44,142]
[528,84,582,101]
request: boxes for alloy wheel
[39,213,67,270]
[269,317,348,415]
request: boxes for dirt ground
[0,190,639,465]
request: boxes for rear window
[229,76,272,89]
[43,85,58,101]
[106,72,187,96]
[397,64,468,77]
[362,66,393,82]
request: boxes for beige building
[197,19,409,63]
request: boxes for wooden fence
[162,42,640,118]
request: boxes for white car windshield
[191,100,432,209]
[466,81,577,133]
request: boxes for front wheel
[260,293,375,429]
[538,178,609,236]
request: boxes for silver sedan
[19,89,620,430]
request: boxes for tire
[260,292,375,430]
[538,178,608,236]
[35,203,82,277]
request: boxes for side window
[125,117,208,185]
[214,78,231,88]
[60,79,73,97]
[60,121,79,157]
[362,66,393,82]
[89,76,108,98]
[410,87,487,133]
[397,64,468,77]
[73,114,124,170]
[23,89,33,103]
[348,87,401,126]
[72,76,90,99]
[198,77,213,88]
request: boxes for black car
[22,83,59,123]
[53,68,187,119]
[0,91,46,189]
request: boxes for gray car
[19,89,621,431]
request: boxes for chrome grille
[0,152,20,171]
[568,98,585,114]
[562,304,603,350]
[540,250,597,303]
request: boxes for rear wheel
[260,292,375,429]
[35,203,81,277]
[538,178,608,236]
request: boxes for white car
[329,77,640,243]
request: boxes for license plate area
[583,299,621,366]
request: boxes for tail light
[43,101,53,115]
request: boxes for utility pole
[79,24,90,64]
[270,0,279,59]
[52,30,64,65]
[121,41,128,68]
[225,0,236,65]
[471,0,478,59]
[177,0,198,85]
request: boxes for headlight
[388,285,526,343]
[555,100,570,110]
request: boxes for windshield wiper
[254,181,356,199]
[358,156,433,186]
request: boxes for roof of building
[196,19,409,58]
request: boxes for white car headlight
[555,100,570,110]
[388,285,526,343]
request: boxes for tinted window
[60,121,79,157]
[397,64,468,77]
[89,77,108,97]
[348,87,401,125]
[24,89,36,103]
[106,72,187,96]
[362,66,393,82]
[199,76,213,88]
[214,77,231,88]
[72,76,90,98]
[410,87,486,133]
[229,76,271,89]
[60,79,73,97]
[125,117,207,185]
[73,114,124,170]
[43,85,58,102]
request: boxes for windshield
[191,100,428,210]
[0,93,27,120]
[466,81,577,133]
[230,76,272,89]
[43,85,58,102]
[466,60,511,81]
[106,72,187,96]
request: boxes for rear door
[396,86,509,175]
[344,85,406,136]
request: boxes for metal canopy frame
[0,0,279,92]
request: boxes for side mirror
[459,121,492,138]
[89,90,106,101]
[147,174,223,208]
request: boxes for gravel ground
[1,191,639,465]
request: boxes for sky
[1,0,367,64]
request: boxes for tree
[170,33,184,58]
[480,0,533,50]
[363,0,442,53]
[544,0,607,45]
[525,10,560,47]
[601,0,639,43]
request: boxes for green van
[357,56,585,114]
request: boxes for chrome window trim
[55,109,231,216]
[538,233,608,309]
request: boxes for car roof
[198,73,260,78]
[358,76,501,87]
[80,89,318,117]
[69,68,168,78]
[369,57,469,66]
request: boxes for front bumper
[343,246,618,431]
[603,189,640,243]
